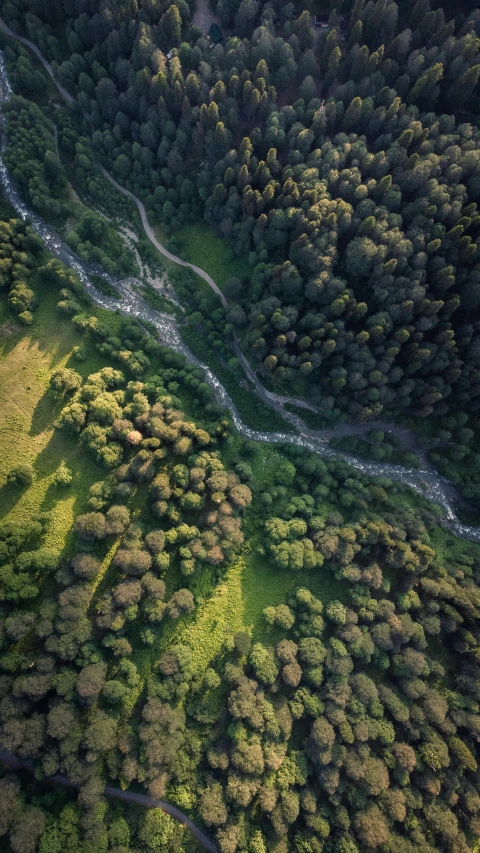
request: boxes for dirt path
[0,750,218,853]
[98,167,229,310]
[1,17,479,546]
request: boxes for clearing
[0,283,114,554]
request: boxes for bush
[54,465,73,486]
[7,463,35,487]
[74,512,107,540]
[71,553,101,579]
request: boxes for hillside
[1,2,480,853]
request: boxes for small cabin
[314,14,329,28]
[208,23,223,44]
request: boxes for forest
[1,0,480,852]
[0,0,480,498]
[2,238,480,853]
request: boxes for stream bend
[0,21,479,848]
[0,32,477,548]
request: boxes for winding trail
[0,16,480,841]
[0,27,477,541]
[99,166,229,310]
[0,750,218,853]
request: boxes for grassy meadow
[0,282,118,555]
[173,221,248,288]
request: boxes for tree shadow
[39,479,64,514]
[0,481,25,518]
[38,478,79,559]
[33,431,70,482]
[29,388,60,437]
[34,427,103,541]
[0,324,24,359]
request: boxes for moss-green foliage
[0,218,44,326]
[181,325,295,434]
[2,42,140,278]
[137,282,181,319]
[4,1,480,850]
[59,116,140,228]
[3,94,69,220]
[2,240,480,853]
[1,37,56,105]
[18,0,479,436]
[428,414,480,506]
[284,402,341,429]
[0,265,119,563]
[66,209,137,278]
[0,186,17,221]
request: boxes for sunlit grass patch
[0,287,108,557]
[174,221,248,289]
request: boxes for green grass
[130,539,347,700]
[0,283,117,555]
[173,221,249,289]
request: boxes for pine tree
[447,64,480,108]
[348,20,363,50]
[351,45,370,81]
[351,0,366,27]
[409,0,431,30]
[159,5,181,48]
[408,62,443,107]
[342,97,363,132]
[364,0,388,48]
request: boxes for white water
[0,51,478,542]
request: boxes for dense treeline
[201,453,480,853]
[0,228,480,853]
[0,248,252,850]
[3,95,68,219]
[2,0,480,428]
[3,321,480,853]
[0,217,45,324]
[3,0,480,850]
[2,54,138,277]
[331,429,421,469]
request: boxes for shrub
[7,463,35,487]
[54,465,73,486]
[74,512,107,541]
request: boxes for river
[0,35,477,548]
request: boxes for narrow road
[0,14,226,314]
[99,167,229,309]
[0,750,218,853]
[0,19,480,848]
[0,18,74,104]
[0,16,323,416]
[0,19,479,542]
